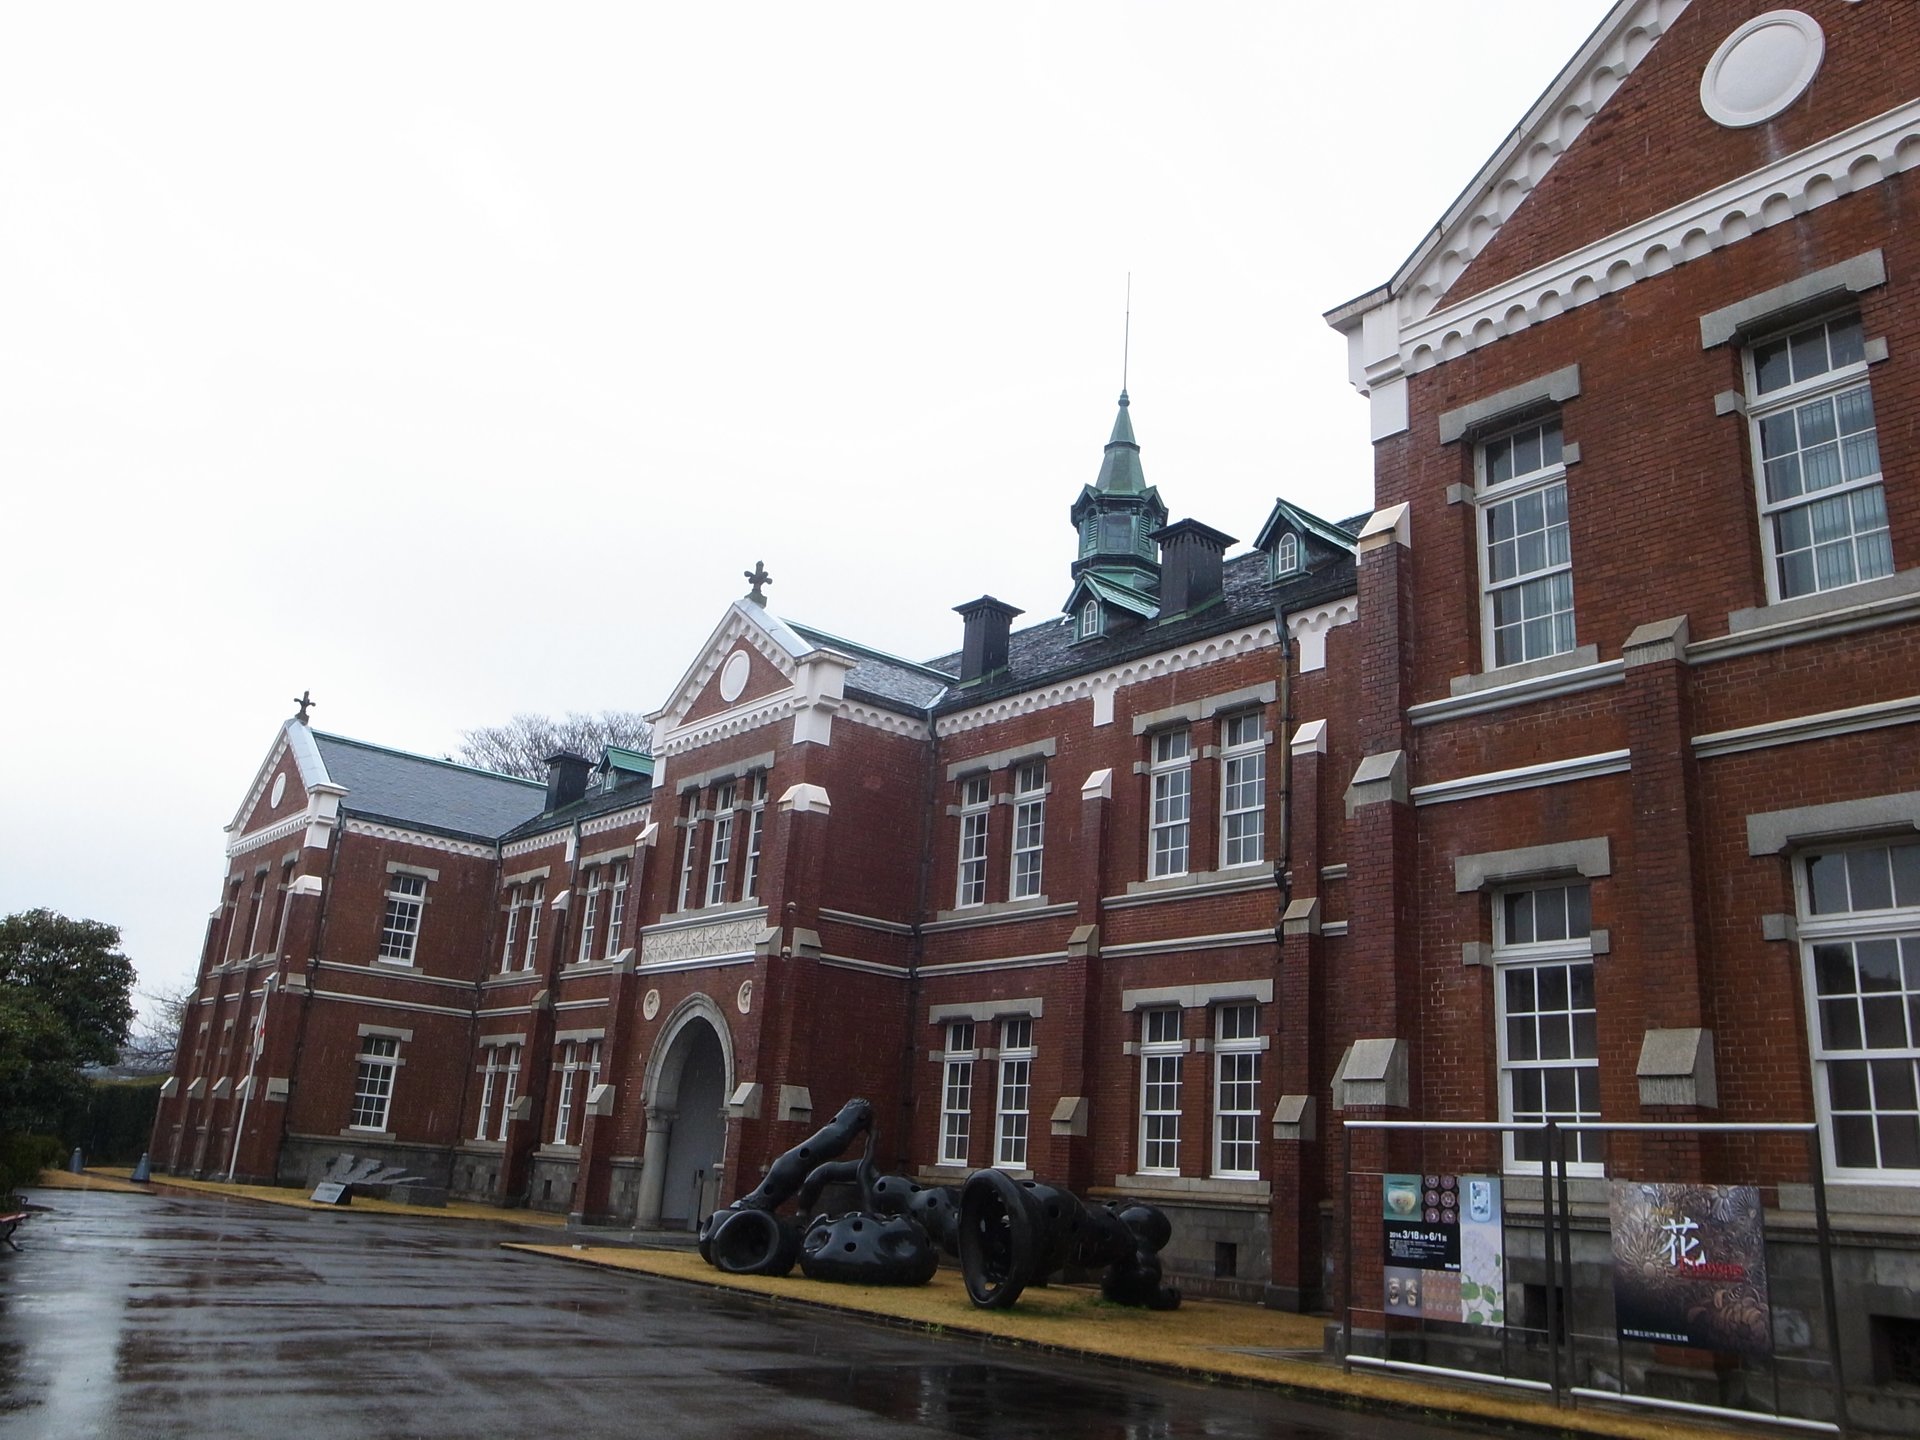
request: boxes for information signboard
[1381,1173,1504,1327]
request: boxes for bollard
[131,1152,152,1184]
[69,1147,85,1174]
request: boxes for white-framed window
[604,861,630,956]
[1079,600,1100,639]
[576,867,602,963]
[1479,416,1573,669]
[956,775,990,908]
[1149,728,1191,878]
[1495,882,1601,1172]
[1220,711,1265,868]
[1011,761,1045,900]
[1747,313,1888,601]
[1799,838,1920,1178]
[500,886,523,974]
[995,1017,1034,1169]
[675,796,698,912]
[707,780,737,906]
[939,1020,976,1166]
[1138,1007,1183,1174]
[350,1035,399,1131]
[1272,530,1299,579]
[522,879,544,969]
[475,1044,520,1141]
[552,1040,593,1146]
[743,772,768,899]
[378,873,426,963]
[496,1043,520,1141]
[1214,1002,1261,1177]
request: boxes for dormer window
[1079,600,1101,639]
[1271,531,1300,579]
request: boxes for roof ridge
[787,621,959,682]
[309,730,546,788]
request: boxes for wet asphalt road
[0,1191,1477,1440]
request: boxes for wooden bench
[0,1211,26,1251]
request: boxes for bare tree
[455,710,653,781]
[119,980,196,1074]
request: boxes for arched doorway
[638,998,733,1230]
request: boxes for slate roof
[924,542,1359,716]
[311,732,548,841]
[500,769,656,844]
[787,621,955,711]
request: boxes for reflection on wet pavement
[0,1190,1470,1440]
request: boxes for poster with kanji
[1381,1173,1504,1327]
[1609,1181,1771,1355]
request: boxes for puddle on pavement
[744,1362,1344,1440]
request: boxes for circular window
[270,772,287,807]
[1700,10,1824,128]
[719,648,751,703]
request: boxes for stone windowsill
[1725,566,1920,636]
[1114,866,1275,905]
[928,897,1068,929]
[1448,644,1601,698]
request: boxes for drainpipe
[1273,605,1295,951]
[900,707,939,1175]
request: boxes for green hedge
[0,1133,63,1204]
[62,1076,164,1164]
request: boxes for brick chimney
[1152,520,1236,618]
[953,596,1024,685]
[544,752,593,811]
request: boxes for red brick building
[154,0,1918,1423]
[1325,0,1919,1422]
[153,390,1366,1308]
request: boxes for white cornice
[1411,749,1632,806]
[840,701,930,741]
[1383,100,1920,383]
[1693,694,1920,759]
[226,812,309,861]
[915,953,1069,978]
[582,804,651,839]
[1409,659,1626,727]
[501,832,563,861]
[934,620,1279,737]
[307,988,477,1019]
[1098,928,1276,960]
[341,818,495,859]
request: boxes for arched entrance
[637,997,733,1230]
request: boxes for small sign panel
[310,1181,351,1206]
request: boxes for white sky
[0,1,1613,1016]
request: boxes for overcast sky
[0,1,1613,1018]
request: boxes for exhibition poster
[1608,1180,1772,1355]
[1381,1173,1504,1327]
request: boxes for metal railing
[1340,1118,1849,1435]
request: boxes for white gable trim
[1337,96,1920,430]
[1386,0,1687,327]
[934,619,1280,737]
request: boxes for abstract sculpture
[699,1097,949,1285]
[957,1168,1180,1310]
[698,1094,1179,1310]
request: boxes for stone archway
[636,996,734,1230]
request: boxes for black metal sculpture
[698,1095,1179,1309]
[956,1167,1181,1310]
[698,1097,950,1285]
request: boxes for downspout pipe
[900,704,939,1176]
[1273,605,1295,952]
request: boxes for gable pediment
[649,600,819,735]
[227,721,334,838]
[1395,0,1685,327]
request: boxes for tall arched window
[1079,600,1100,638]
[1273,531,1300,578]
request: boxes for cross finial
[744,560,773,605]
[293,689,317,724]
